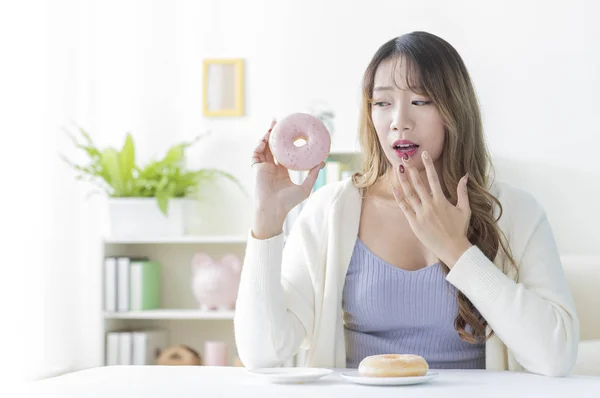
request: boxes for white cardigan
[234,177,580,376]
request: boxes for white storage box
[108,198,193,238]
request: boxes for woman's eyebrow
[373,85,424,92]
[373,86,394,92]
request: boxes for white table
[21,366,600,398]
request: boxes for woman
[234,31,579,377]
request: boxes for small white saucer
[340,371,439,386]
[247,367,334,384]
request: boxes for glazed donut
[358,354,429,378]
[268,113,331,171]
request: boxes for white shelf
[104,309,235,320]
[103,235,247,244]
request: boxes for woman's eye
[373,101,390,107]
[412,100,432,106]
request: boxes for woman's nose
[390,105,413,131]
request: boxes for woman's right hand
[251,119,324,239]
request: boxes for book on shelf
[106,329,169,366]
[104,256,161,312]
[119,330,132,365]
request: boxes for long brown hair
[353,31,518,344]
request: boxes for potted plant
[61,125,244,238]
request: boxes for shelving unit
[100,236,247,368]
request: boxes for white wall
[4,0,597,380]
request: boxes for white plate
[340,371,439,386]
[247,367,334,384]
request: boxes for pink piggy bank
[191,253,241,311]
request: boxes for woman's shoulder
[489,180,548,253]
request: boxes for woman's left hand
[392,151,473,268]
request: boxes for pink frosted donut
[268,113,331,171]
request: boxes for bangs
[389,55,428,96]
[363,55,430,106]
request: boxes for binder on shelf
[117,257,131,312]
[118,331,132,365]
[105,332,120,366]
[130,260,161,311]
[104,257,117,312]
[106,329,168,366]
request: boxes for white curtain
[0,0,102,385]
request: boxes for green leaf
[101,148,122,196]
[166,180,176,197]
[155,189,169,215]
[160,134,204,166]
[63,127,102,160]
[119,133,135,195]
[157,174,169,191]
[162,144,184,165]
[78,126,97,148]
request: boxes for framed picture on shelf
[202,58,245,117]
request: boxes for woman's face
[371,57,446,173]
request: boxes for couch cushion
[573,340,600,376]
[560,255,600,341]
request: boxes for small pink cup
[203,340,228,366]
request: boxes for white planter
[108,198,193,239]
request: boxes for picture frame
[202,58,245,117]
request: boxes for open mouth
[392,141,420,158]
[393,143,419,152]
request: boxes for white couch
[561,255,600,376]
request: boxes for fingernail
[399,165,405,174]
[422,151,429,160]
[403,153,409,161]
[392,187,398,196]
